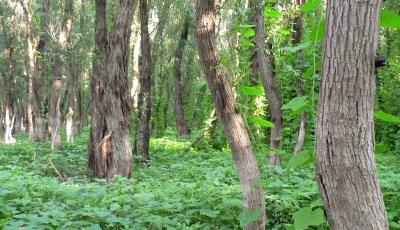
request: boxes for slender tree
[49,0,73,149]
[252,1,283,166]
[316,0,388,229]
[196,0,266,229]
[173,15,191,137]
[136,0,152,163]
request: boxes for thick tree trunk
[88,0,108,178]
[173,16,191,137]
[253,1,283,166]
[136,0,152,163]
[31,0,50,142]
[316,0,388,229]
[196,1,266,229]
[89,0,137,179]
[49,0,73,149]
[292,0,307,156]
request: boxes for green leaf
[309,20,325,42]
[300,0,321,13]
[199,208,220,218]
[282,42,311,53]
[380,10,400,29]
[376,143,388,153]
[375,111,400,123]
[282,96,309,113]
[293,207,325,230]
[243,28,256,38]
[265,7,282,18]
[249,116,275,128]
[239,209,262,227]
[239,85,264,96]
[287,150,314,168]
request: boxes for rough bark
[89,0,137,179]
[49,0,73,149]
[292,0,307,156]
[316,0,388,229]
[173,16,191,137]
[31,0,51,142]
[88,0,108,178]
[253,1,283,166]
[196,1,266,229]
[136,0,152,163]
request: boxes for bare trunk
[4,107,15,144]
[49,0,73,149]
[292,0,307,156]
[316,0,388,229]
[89,0,137,179]
[136,0,152,163]
[253,1,283,166]
[196,1,266,229]
[173,16,191,137]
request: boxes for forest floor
[0,130,399,229]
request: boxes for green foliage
[293,206,325,230]
[300,0,321,13]
[375,110,400,123]
[249,116,275,128]
[282,96,309,114]
[380,10,400,29]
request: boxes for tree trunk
[89,0,137,179]
[316,0,388,229]
[253,1,283,166]
[31,0,51,142]
[136,0,152,163]
[292,0,307,156]
[196,1,266,229]
[22,0,35,140]
[173,15,191,137]
[49,0,73,149]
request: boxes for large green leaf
[239,85,264,96]
[375,111,400,123]
[282,42,311,53]
[293,207,325,230]
[300,0,321,13]
[265,7,282,19]
[199,208,220,218]
[249,116,275,128]
[309,20,326,42]
[287,150,314,168]
[381,10,400,29]
[239,209,262,227]
[282,96,309,113]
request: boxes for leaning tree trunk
[292,0,307,156]
[89,0,137,179]
[173,15,191,137]
[316,0,388,229]
[253,1,283,166]
[136,0,152,163]
[196,1,266,229]
[49,0,73,149]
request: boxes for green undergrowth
[0,132,399,229]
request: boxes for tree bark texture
[136,0,152,163]
[49,0,73,149]
[253,1,283,166]
[173,15,191,137]
[89,0,137,179]
[196,1,266,229]
[316,0,388,229]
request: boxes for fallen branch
[49,158,64,182]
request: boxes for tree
[252,1,283,166]
[292,0,307,156]
[136,0,152,163]
[49,0,73,149]
[316,0,388,229]
[88,0,137,179]
[196,0,266,229]
[173,15,191,137]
